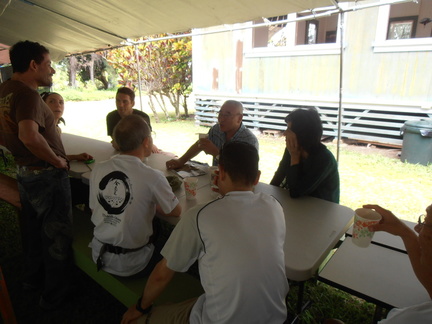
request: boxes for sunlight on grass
[62,98,431,223]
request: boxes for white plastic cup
[352,208,382,248]
[208,166,219,190]
[184,177,199,200]
[198,133,208,140]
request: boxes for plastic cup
[184,177,199,200]
[198,133,208,139]
[352,208,382,247]
[208,166,219,190]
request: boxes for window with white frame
[374,0,432,52]
[252,10,339,49]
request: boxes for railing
[194,94,432,147]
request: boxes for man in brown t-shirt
[0,41,73,310]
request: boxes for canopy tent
[0,0,359,62]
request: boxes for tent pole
[336,11,345,162]
[134,44,144,111]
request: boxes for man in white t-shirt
[89,115,181,277]
[122,141,289,324]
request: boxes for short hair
[117,87,135,102]
[285,108,323,153]
[218,142,259,186]
[113,115,150,152]
[222,100,243,114]
[9,41,49,73]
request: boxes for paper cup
[184,177,198,200]
[198,133,208,139]
[208,166,219,190]
[352,208,382,247]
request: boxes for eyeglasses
[417,214,432,228]
[218,112,241,119]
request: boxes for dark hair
[285,108,323,153]
[116,87,135,102]
[40,91,61,101]
[9,41,49,73]
[218,142,259,186]
[114,114,150,152]
[40,92,66,125]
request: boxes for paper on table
[173,161,208,178]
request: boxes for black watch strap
[136,297,153,315]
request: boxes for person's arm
[67,153,93,161]
[18,120,68,169]
[156,203,181,217]
[365,204,432,298]
[270,149,290,186]
[121,258,175,324]
[166,141,202,169]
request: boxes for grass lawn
[1,95,430,323]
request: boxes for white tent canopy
[0,0,359,62]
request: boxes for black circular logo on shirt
[97,171,131,214]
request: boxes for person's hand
[76,153,93,161]
[152,144,161,153]
[166,158,184,170]
[363,204,410,237]
[54,156,69,170]
[121,305,143,324]
[198,138,218,157]
[285,129,301,164]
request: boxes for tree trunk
[182,94,189,117]
[148,94,160,123]
[68,56,78,88]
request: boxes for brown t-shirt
[0,80,66,166]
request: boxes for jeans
[17,167,73,304]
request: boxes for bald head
[113,114,151,152]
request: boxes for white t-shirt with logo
[89,154,179,276]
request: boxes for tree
[104,33,192,120]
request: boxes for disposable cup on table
[184,177,199,200]
[352,208,382,247]
[208,166,219,190]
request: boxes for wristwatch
[136,297,153,315]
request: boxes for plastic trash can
[400,119,432,166]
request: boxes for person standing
[0,40,73,310]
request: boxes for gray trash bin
[400,119,432,166]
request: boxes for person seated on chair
[326,203,432,324]
[90,114,181,277]
[270,107,340,203]
[122,141,288,324]
[166,100,258,169]
[106,87,159,153]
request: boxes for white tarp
[0,0,357,62]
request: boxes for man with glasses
[166,100,258,169]
[326,203,432,323]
